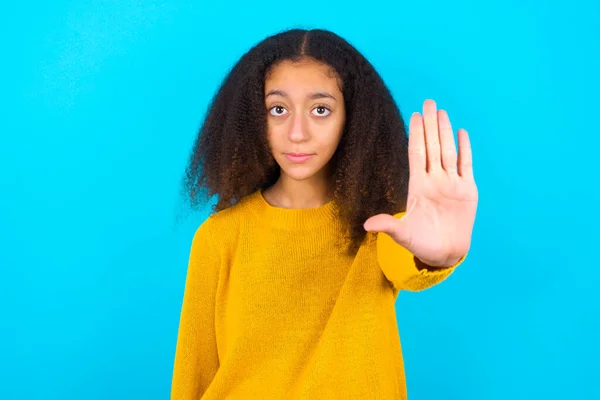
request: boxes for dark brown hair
[180,28,410,256]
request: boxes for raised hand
[364,99,478,267]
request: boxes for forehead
[265,59,341,92]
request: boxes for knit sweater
[170,189,464,399]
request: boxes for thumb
[363,213,411,246]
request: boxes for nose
[288,112,309,143]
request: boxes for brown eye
[312,105,331,117]
[269,105,288,116]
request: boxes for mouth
[285,153,314,163]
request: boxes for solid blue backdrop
[1,1,598,399]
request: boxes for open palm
[364,99,478,267]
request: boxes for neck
[264,174,333,209]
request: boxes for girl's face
[264,58,346,185]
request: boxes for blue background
[2,1,599,399]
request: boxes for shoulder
[193,190,260,245]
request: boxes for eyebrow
[265,89,337,101]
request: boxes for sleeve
[376,212,466,296]
[171,218,221,399]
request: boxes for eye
[268,104,331,117]
[269,105,288,116]
[311,105,331,117]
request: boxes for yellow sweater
[171,189,463,399]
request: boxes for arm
[171,218,220,399]
[376,212,466,295]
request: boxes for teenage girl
[171,28,478,399]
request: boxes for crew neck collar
[248,189,338,229]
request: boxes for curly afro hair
[180,28,410,256]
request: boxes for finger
[423,99,441,172]
[408,112,426,177]
[438,109,458,175]
[457,129,474,180]
[364,214,411,246]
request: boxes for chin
[280,168,318,181]
[275,155,328,181]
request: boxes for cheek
[325,121,345,148]
[265,123,277,140]
[266,128,286,155]
[316,135,342,157]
